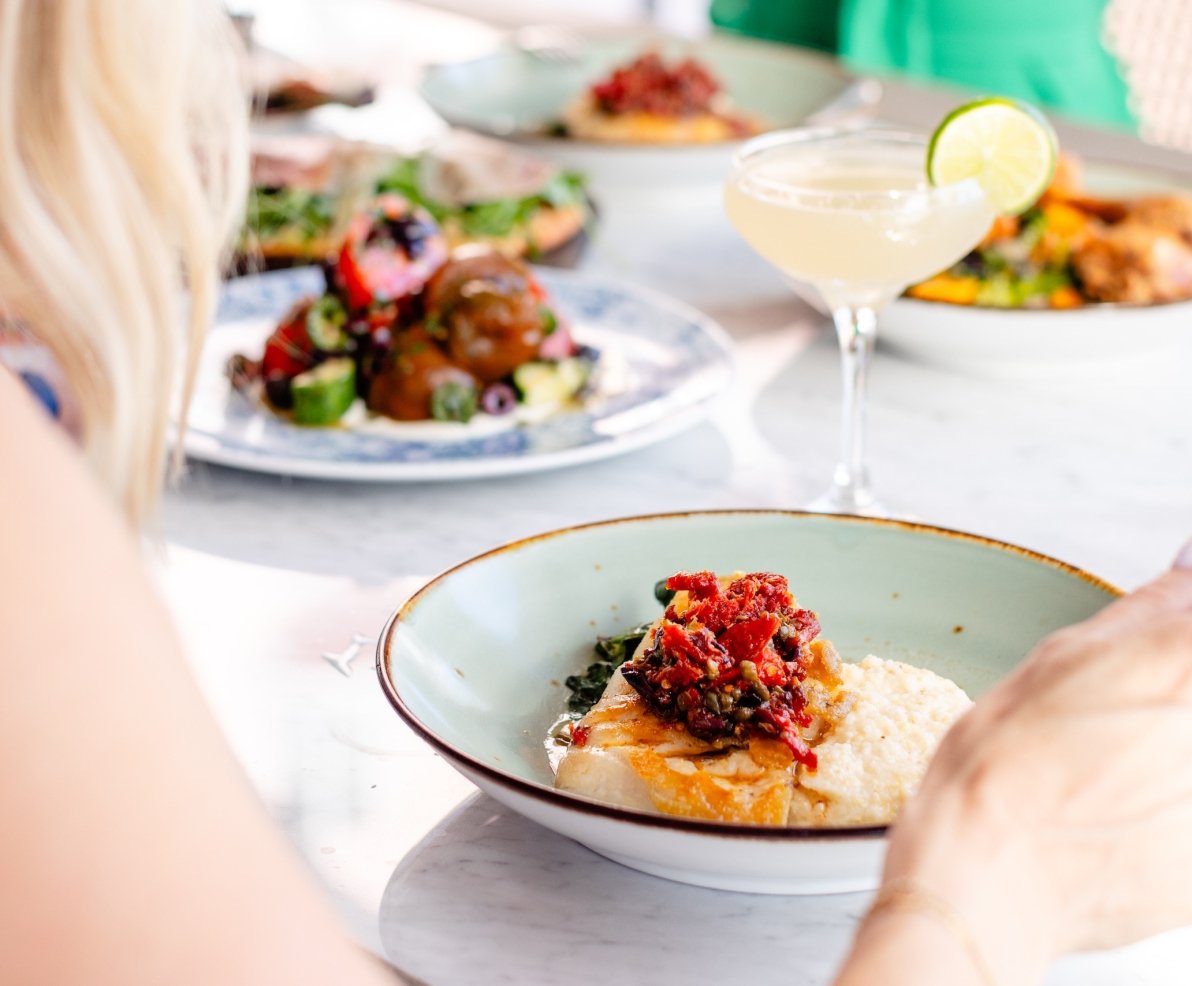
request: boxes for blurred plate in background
[882,160,1192,375]
[184,266,734,481]
[420,32,864,189]
[880,296,1192,376]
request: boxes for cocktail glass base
[805,485,892,519]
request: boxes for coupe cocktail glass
[725,128,995,516]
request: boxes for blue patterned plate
[184,267,734,481]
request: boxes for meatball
[423,250,548,383]
[367,326,477,421]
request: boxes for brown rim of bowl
[376,509,1122,841]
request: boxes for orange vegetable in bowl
[906,273,982,305]
[1047,286,1084,309]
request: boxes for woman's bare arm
[0,370,397,985]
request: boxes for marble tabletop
[161,3,1192,982]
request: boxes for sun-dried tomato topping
[589,52,723,118]
[718,615,780,665]
[666,570,721,598]
[621,572,828,768]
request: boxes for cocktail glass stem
[823,304,880,515]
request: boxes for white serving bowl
[884,159,1192,375]
[880,295,1192,376]
[377,511,1117,894]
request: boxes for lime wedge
[927,98,1058,215]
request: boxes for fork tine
[512,24,583,64]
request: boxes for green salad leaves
[376,158,587,243]
[243,186,336,243]
[565,623,653,716]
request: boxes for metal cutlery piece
[511,24,584,64]
[322,632,371,677]
[804,77,885,130]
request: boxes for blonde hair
[0,0,248,523]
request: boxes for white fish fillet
[555,657,972,827]
[555,669,798,825]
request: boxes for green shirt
[709,0,841,52]
[710,0,1135,131]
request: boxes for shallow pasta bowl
[419,33,864,191]
[376,510,1118,894]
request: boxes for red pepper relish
[621,572,824,767]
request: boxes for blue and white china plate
[184,267,734,481]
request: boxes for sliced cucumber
[556,356,591,395]
[513,358,591,406]
[305,295,349,351]
[292,358,356,425]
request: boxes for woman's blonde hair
[0,0,248,523]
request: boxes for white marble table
[161,4,1192,982]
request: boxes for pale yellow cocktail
[725,129,994,515]
[725,143,994,309]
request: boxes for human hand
[840,547,1192,985]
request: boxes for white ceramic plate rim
[182,267,735,481]
[376,509,1121,841]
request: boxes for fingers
[1079,566,1192,638]
[1175,537,1192,573]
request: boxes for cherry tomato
[333,194,446,311]
[261,301,316,379]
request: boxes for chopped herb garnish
[425,311,446,340]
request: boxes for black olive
[371,325,394,355]
[480,382,518,416]
[366,214,437,260]
[264,370,294,409]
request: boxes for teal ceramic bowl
[377,511,1118,894]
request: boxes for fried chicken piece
[1124,195,1192,242]
[1073,196,1192,304]
[1041,155,1128,222]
